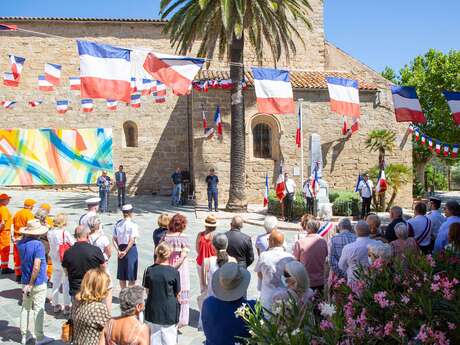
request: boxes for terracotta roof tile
[198,70,378,91]
[0,16,167,23]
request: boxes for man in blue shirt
[96,171,112,213]
[434,201,460,253]
[205,168,219,212]
[171,167,183,206]
[115,165,127,208]
[17,219,53,345]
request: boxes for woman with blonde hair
[72,268,111,345]
[46,213,74,314]
[153,213,170,247]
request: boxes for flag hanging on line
[56,100,69,114]
[81,99,94,112]
[326,76,361,117]
[131,93,141,108]
[9,55,25,79]
[38,75,54,91]
[263,173,269,207]
[252,67,295,114]
[77,40,132,103]
[44,63,61,85]
[1,101,16,109]
[143,52,205,96]
[3,72,19,87]
[0,23,17,31]
[376,170,388,193]
[443,91,460,125]
[69,77,81,91]
[428,137,433,150]
[214,105,223,136]
[152,81,166,103]
[28,100,43,107]
[452,145,459,158]
[295,104,302,148]
[130,77,137,94]
[391,86,426,124]
[435,141,441,154]
[317,222,334,237]
[275,162,286,201]
[443,144,450,157]
[140,79,154,95]
[106,99,117,110]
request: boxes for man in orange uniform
[0,193,14,274]
[38,203,54,280]
[13,198,36,281]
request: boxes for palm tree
[160,0,312,211]
[384,163,411,211]
[365,129,396,211]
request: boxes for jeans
[207,189,218,211]
[51,266,70,307]
[117,187,126,207]
[99,189,109,212]
[21,283,47,339]
[172,183,182,206]
[361,197,372,218]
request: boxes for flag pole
[298,98,304,185]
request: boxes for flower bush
[238,250,460,344]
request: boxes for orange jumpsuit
[12,208,35,276]
[45,215,53,279]
[0,205,12,269]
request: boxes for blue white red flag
[9,55,25,79]
[143,52,204,96]
[214,105,223,136]
[326,77,360,117]
[131,93,141,108]
[443,91,460,125]
[264,173,269,207]
[3,72,19,87]
[451,145,459,158]
[45,63,61,85]
[311,161,320,198]
[28,100,43,107]
[443,144,450,157]
[106,99,118,110]
[252,67,295,114]
[202,108,208,134]
[77,40,131,103]
[295,104,302,148]
[275,162,286,201]
[152,81,166,103]
[56,100,69,114]
[391,86,426,124]
[130,77,137,93]
[354,174,363,192]
[0,23,17,31]
[69,77,81,91]
[140,79,154,95]
[81,99,94,113]
[435,141,441,154]
[1,101,16,109]
[376,170,388,193]
[38,75,54,91]
[317,222,334,237]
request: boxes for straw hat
[212,262,250,302]
[19,219,48,236]
[204,214,217,227]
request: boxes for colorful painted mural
[0,128,113,185]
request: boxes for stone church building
[0,0,412,207]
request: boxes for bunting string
[409,124,459,158]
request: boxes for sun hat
[212,262,251,302]
[19,219,48,236]
[24,199,36,207]
[85,197,101,205]
[204,214,217,227]
[122,204,133,212]
[0,193,11,200]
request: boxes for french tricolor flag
[3,72,19,87]
[38,75,54,91]
[28,100,43,107]
[140,79,154,95]
[0,23,17,31]
[131,93,141,108]
[443,91,460,125]
[77,40,132,103]
[56,100,69,114]
[45,63,62,85]
[263,173,269,207]
[81,99,94,112]
[130,77,137,94]
[9,55,25,79]
[326,77,360,117]
[143,52,204,96]
[391,86,427,124]
[451,145,459,158]
[295,105,302,148]
[252,67,295,114]
[69,77,81,91]
[106,99,117,110]
[1,100,16,109]
[214,105,223,136]
[152,81,167,103]
[376,170,388,193]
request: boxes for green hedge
[330,190,361,216]
[267,191,307,219]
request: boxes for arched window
[123,121,138,147]
[253,123,272,158]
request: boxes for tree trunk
[386,189,398,212]
[226,35,247,211]
[415,160,429,189]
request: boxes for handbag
[58,230,71,262]
[61,319,73,343]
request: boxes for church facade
[0,0,413,207]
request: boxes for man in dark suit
[225,216,254,268]
[115,165,127,208]
[385,206,406,242]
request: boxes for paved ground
[0,190,302,345]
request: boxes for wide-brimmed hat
[212,262,250,302]
[204,214,217,227]
[19,219,48,236]
[0,193,11,200]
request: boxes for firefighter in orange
[38,203,53,227]
[37,203,54,280]
[0,193,14,274]
[13,198,36,281]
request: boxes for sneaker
[36,336,54,345]
[1,268,14,274]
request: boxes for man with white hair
[328,218,357,278]
[255,216,278,255]
[368,242,393,264]
[338,221,377,283]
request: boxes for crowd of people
[1,190,460,345]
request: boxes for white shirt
[338,237,377,283]
[407,215,432,246]
[303,181,312,198]
[79,210,97,228]
[89,230,110,261]
[285,178,296,194]
[113,217,139,245]
[427,210,446,238]
[358,179,373,198]
[47,227,75,265]
[254,247,295,310]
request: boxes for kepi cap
[85,197,101,205]
[122,204,133,212]
[0,193,11,200]
[24,199,36,207]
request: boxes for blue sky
[1,0,459,73]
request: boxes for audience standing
[79,197,101,228]
[255,216,278,255]
[196,215,217,292]
[384,206,406,243]
[272,260,312,306]
[407,202,432,254]
[427,197,446,238]
[153,213,170,248]
[13,199,36,281]
[434,201,460,253]
[390,222,419,258]
[368,242,393,265]
[225,216,254,269]
[367,214,388,243]
[446,223,460,254]
[328,218,356,278]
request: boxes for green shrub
[330,190,360,216]
[267,191,307,220]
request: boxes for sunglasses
[283,271,291,278]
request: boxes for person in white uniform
[79,197,100,228]
[113,204,139,288]
[357,173,374,219]
[284,173,297,222]
[408,202,432,254]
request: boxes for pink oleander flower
[448,322,456,330]
[401,295,410,304]
[356,308,367,328]
[415,325,429,342]
[384,321,394,336]
[351,280,365,296]
[433,330,449,345]
[426,254,436,267]
[320,319,333,330]
[396,325,405,337]
[373,291,390,308]
[443,289,454,300]
[431,282,440,292]
[433,274,440,282]
[370,258,385,270]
